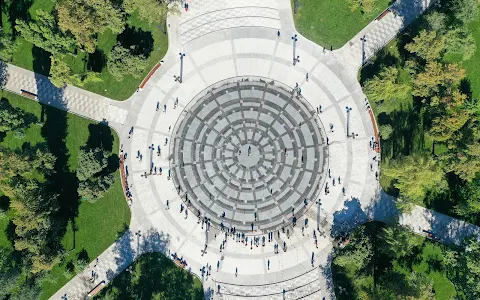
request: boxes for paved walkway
[1,63,129,131]
[338,0,433,70]
[0,0,472,299]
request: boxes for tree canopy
[76,147,109,181]
[107,44,148,80]
[15,10,76,55]
[57,0,125,53]
[384,155,447,203]
[0,98,36,133]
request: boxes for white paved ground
[0,0,474,299]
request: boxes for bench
[376,9,391,21]
[139,63,161,89]
[174,259,187,268]
[87,280,105,298]
[21,89,38,100]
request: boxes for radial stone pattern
[171,78,328,233]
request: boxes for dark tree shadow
[87,49,106,73]
[117,26,154,57]
[0,195,10,211]
[330,197,369,238]
[86,123,114,152]
[5,220,16,246]
[77,248,90,262]
[32,46,51,77]
[332,264,357,300]
[6,0,33,37]
[33,42,80,255]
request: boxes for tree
[123,0,179,25]
[15,10,76,55]
[9,178,62,273]
[9,280,42,300]
[0,247,21,299]
[454,178,480,218]
[107,44,148,80]
[452,0,479,24]
[363,66,411,113]
[0,31,18,62]
[426,11,447,33]
[443,237,480,298]
[445,27,477,61]
[428,91,471,143]
[0,98,36,132]
[413,62,465,98]
[405,30,446,61]
[78,174,114,202]
[57,0,125,53]
[444,141,480,182]
[380,225,421,258]
[49,56,102,88]
[76,147,109,181]
[384,155,447,203]
[379,124,393,140]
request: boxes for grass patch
[97,252,204,300]
[292,0,391,49]
[0,90,131,299]
[1,0,168,100]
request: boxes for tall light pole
[178,52,185,83]
[291,34,299,65]
[360,35,367,66]
[346,106,352,137]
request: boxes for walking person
[267,259,270,270]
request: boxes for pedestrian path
[338,0,433,70]
[1,63,128,126]
[178,0,284,45]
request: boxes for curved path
[0,0,475,299]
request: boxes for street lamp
[360,35,367,65]
[346,106,352,137]
[177,52,186,83]
[291,34,300,65]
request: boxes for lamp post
[346,106,352,137]
[360,35,367,65]
[178,52,186,83]
[291,34,300,65]
[316,199,322,231]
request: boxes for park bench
[139,63,161,89]
[174,258,187,268]
[87,280,105,298]
[21,89,38,100]
[376,9,391,21]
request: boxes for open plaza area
[1,0,480,299]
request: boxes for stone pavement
[338,0,433,70]
[1,63,128,130]
[0,0,459,299]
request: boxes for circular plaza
[170,77,328,232]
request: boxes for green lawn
[332,222,457,299]
[97,252,204,300]
[463,18,480,101]
[0,90,131,299]
[292,0,391,49]
[1,0,168,100]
